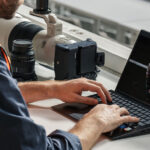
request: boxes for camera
[54,39,105,80]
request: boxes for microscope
[0,0,105,80]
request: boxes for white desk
[28,65,150,150]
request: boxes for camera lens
[11,39,37,81]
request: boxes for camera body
[54,39,105,80]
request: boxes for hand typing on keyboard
[70,104,139,150]
[88,104,139,133]
[54,78,112,105]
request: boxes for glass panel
[24,0,149,48]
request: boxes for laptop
[52,30,150,140]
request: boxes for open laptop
[52,30,150,140]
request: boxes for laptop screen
[116,30,150,105]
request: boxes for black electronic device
[146,63,150,100]
[10,39,37,81]
[33,0,51,14]
[52,30,150,140]
[54,39,105,80]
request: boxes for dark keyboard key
[107,101,113,105]
[127,122,138,128]
[140,119,146,123]
[145,117,150,121]
[138,122,145,126]
[145,120,150,125]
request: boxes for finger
[81,83,107,104]
[120,116,140,124]
[73,94,98,105]
[111,104,120,109]
[118,107,129,116]
[100,84,112,102]
[88,80,112,102]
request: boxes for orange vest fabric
[0,47,11,71]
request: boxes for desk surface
[28,65,150,150]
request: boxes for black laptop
[52,30,150,140]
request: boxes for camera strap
[0,47,11,71]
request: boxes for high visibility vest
[0,47,11,71]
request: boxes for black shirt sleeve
[0,52,82,150]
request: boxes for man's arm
[18,80,57,103]
[0,53,139,150]
[0,53,82,150]
[18,78,112,104]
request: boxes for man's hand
[70,104,139,150]
[19,78,111,104]
[52,78,112,105]
[83,104,139,133]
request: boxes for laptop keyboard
[94,90,150,127]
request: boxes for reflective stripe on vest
[0,47,11,71]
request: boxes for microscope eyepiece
[34,0,51,14]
